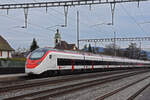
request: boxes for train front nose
[26,49,47,68]
[25,58,42,74]
[25,48,48,74]
[26,60,42,69]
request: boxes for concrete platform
[0,73,27,81]
[0,67,25,74]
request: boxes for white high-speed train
[25,47,150,75]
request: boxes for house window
[0,51,2,56]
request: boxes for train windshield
[30,48,48,60]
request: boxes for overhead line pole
[77,11,79,49]
[0,0,148,9]
[114,31,116,56]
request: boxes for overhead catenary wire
[120,4,148,36]
[0,0,125,35]
[1,0,118,40]
[120,3,150,48]
[1,0,150,49]
[0,13,56,38]
[0,1,56,32]
[32,0,100,37]
[31,0,109,45]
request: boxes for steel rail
[4,70,150,100]
[127,83,150,100]
[96,75,150,100]
[0,69,132,93]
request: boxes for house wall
[0,51,12,58]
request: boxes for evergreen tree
[88,44,92,52]
[83,44,87,51]
[30,38,39,52]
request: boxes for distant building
[54,29,78,50]
[54,29,61,47]
[0,35,14,58]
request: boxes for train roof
[39,47,150,63]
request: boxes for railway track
[0,76,29,85]
[96,75,150,100]
[0,69,137,92]
[0,69,146,86]
[127,82,150,100]
[0,74,27,84]
[2,69,150,100]
[0,69,131,85]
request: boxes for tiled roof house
[0,35,14,58]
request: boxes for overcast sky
[0,0,150,50]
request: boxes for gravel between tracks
[0,70,126,86]
[0,70,135,98]
[1,70,150,100]
[104,77,150,100]
[54,71,150,100]
[134,84,150,100]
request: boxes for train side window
[49,55,52,59]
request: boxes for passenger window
[49,55,52,59]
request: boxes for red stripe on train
[26,51,50,69]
